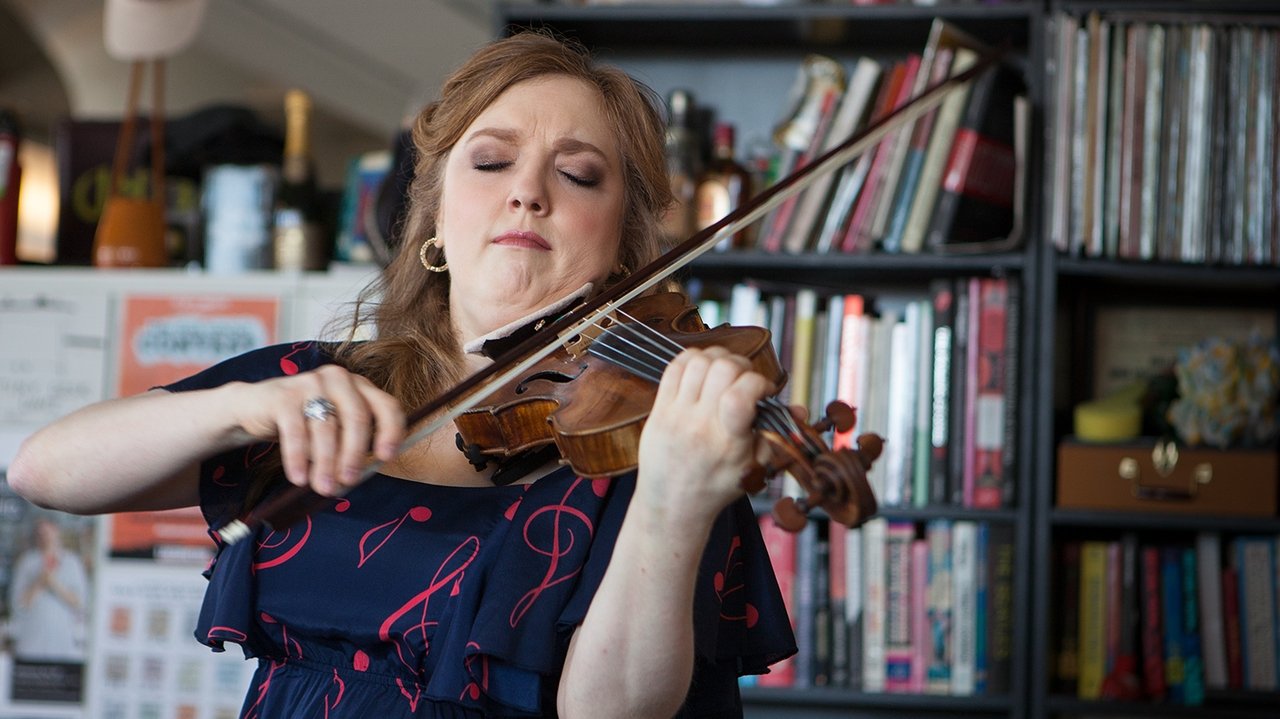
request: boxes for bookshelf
[1033,2,1280,719]
[496,2,1044,718]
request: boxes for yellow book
[1077,541,1110,698]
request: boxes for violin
[215,47,1003,545]
[453,290,881,531]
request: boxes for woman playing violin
[10,31,796,718]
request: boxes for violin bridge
[560,312,618,359]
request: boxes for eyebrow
[465,127,610,160]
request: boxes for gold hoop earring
[419,236,447,273]
[613,263,631,279]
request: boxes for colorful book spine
[756,516,797,687]
[1162,546,1186,703]
[862,517,888,692]
[884,520,917,691]
[1140,545,1167,701]
[1181,547,1205,705]
[925,519,954,694]
[1077,541,1109,699]
[950,520,977,695]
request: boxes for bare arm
[557,347,771,718]
[8,365,406,516]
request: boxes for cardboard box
[1057,438,1278,516]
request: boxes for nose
[508,164,548,215]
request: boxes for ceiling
[1,0,493,183]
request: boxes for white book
[1196,532,1228,689]
[862,517,889,692]
[950,520,977,695]
[728,282,761,328]
[883,315,914,506]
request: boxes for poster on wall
[0,289,111,466]
[0,472,96,718]
[115,294,279,398]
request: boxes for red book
[757,516,798,687]
[1141,546,1167,701]
[965,277,1009,509]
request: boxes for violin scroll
[753,400,881,533]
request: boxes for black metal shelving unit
[493,2,1046,718]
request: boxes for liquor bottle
[694,122,753,250]
[272,89,328,271]
[0,109,20,265]
[659,89,701,244]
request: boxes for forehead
[468,76,620,153]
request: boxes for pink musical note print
[278,341,313,375]
[510,478,594,628]
[260,612,303,658]
[460,640,488,701]
[240,658,283,719]
[323,667,346,715]
[715,534,758,628]
[378,537,480,683]
[252,521,312,572]
[357,506,432,568]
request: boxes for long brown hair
[330,31,675,409]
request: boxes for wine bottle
[272,89,327,271]
[0,109,20,265]
[659,89,701,244]
[694,122,752,250]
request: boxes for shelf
[750,497,1020,524]
[1053,257,1280,293]
[1050,508,1280,533]
[688,250,1026,289]
[496,1,1035,51]
[745,686,1013,713]
[1046,695,1280,718]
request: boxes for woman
[9,32,796,717]
[7,516,89,662]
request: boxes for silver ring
[303,396,337,422]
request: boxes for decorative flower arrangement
[1166,333,1280,449]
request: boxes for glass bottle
[695,122,753,250]
[659,89,701,244]
[272,89,327,271]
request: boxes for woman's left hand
[635,346,774,531]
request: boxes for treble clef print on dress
[460,640,489,702]
[356,506,432,568]
[509,477,603,628]
[379,536,480,679]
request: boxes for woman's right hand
[230,364,406,496]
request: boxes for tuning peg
[739,463,767,494]
[856,433,884,464]
[771,496,809,532]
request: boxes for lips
[493,230,551,250]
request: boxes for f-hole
[515,363,587,394]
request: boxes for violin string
[587,313,824,457]
[598,312,822,454]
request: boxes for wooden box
[1056,438,1278,517]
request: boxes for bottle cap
[713,122,735,149]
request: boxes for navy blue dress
[165,342,796,718]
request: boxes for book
[787,57,883,254]
[862,517,889,692]
[1077,540,1109,699]
[757,516,798,688]
[910,538,930,692]
[1100,533,1141,700]
[879,46,955,254]
[840,54,923,254]
[1162,546,1186,703]
[897,45,982,254]
[1236,537,1278,691]
[950,520,978,695]
[828,520,850,687]
[984,522,1015,694]
[1181,547,1205,705]
[1056,541,1082,694]
[924,60,1023,250]
[927,278,957,506]
[832,294,870,451]
[1195,532,1228,689]
[925,518,953,694]
[845,525,865,691]
[792,521,818,688]
[1221,563,1243,689]
[965,277,1010,509]
[1140,545,1167,701]
[884,520,916,691]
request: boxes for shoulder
[161,341,341,393]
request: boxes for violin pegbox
[755,400,882,533]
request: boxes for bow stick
[217,44,1008,544]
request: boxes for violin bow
[217,45,1008,544]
